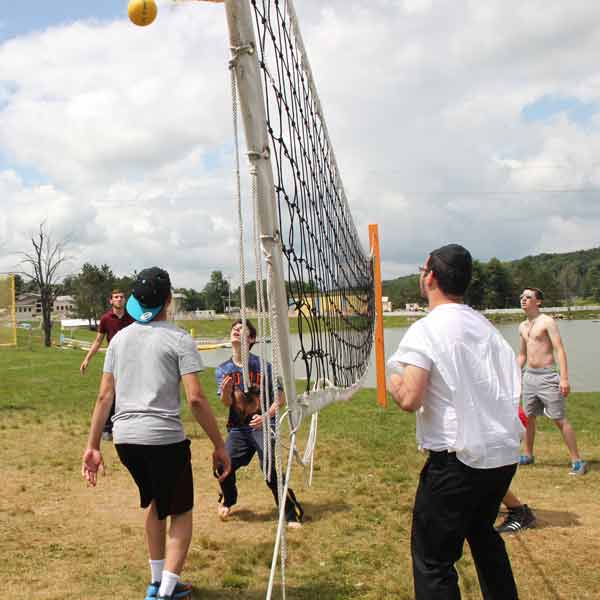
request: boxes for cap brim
[126,295,163,323]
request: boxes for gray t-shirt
[103,321,203,445]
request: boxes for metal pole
[223,0,299,424]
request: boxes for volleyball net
[227,0,375,423]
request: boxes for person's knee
[169,509,193,536]
[553,418,568,429]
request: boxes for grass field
[1,331,599,599]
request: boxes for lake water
[199,319,600,392]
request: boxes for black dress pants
[411,451,518,600]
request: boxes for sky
[1,0,600,290]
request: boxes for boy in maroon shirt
[80,289,134,440]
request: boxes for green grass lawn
[1,336,599,599]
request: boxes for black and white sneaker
[495,504,536,534]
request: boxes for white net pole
[224,0,300,427]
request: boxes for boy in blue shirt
[215,319,303,527]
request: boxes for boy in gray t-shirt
[82,267,230,600]
[105,319,203,446]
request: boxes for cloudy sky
[1,0,599,289]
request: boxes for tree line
[383,247,600,310]
[15,262,239,324]
[12,223,600,347]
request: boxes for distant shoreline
[381,308,600,328]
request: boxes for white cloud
[1,1,600,288]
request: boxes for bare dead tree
[19,223,69,347]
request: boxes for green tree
[484,258,513,308]
[72,263,116,326]
[465,260,487,308]
[13,274,25,294]
[232,280,267,310]
[114,274,135,297]
[558,264,580,316]
[510,258,536,305]
[581,260,600,301]
[179,288,207,311]
[203,271,230,313]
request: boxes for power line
[387,188,600,196]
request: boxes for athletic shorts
[115,439,193,520]
[522,368,565,420]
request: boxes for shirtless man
[518,287,588,475]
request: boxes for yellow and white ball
[128,0,158,27]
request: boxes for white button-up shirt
[388,303,523,469]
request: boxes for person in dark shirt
[215,319,303,528]
[80,289,134,440]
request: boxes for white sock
[158,570,180,598]
[149,559,165,584]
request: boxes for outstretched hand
[82,448,105,487]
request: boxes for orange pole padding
[369,224,387,408]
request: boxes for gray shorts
[522,368,565,420]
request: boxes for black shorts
[116,439,194,520]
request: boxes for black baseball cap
[126,267,171,323]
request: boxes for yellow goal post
[0,274,17,347]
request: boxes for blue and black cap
[126,266,171,323]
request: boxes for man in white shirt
[388,244,522,600]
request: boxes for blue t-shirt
[215,354,277,429]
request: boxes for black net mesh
[250,0,375,393]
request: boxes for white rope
[251,165,274,483]
[266,429,296,600]
[301,412,318,487]
[231,38,288,600]
[230,61,250,390]
[265,253,288,599]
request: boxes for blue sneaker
[569,460,589,476]
[519,455,535,466]
[145,581,192,600]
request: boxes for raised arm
[217,372,234,408]
[80,331,107,374]
[547,319,570,396]
[181,373,231,480]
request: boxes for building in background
[16,293,76,321]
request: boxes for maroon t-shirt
[98,310,134,343]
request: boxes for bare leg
[523,415,537,457]
[502,490,522,509]
[164,509,193,575]
[145,501,166,560]
[554,418,581,462]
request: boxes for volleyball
[128,0,158,27]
